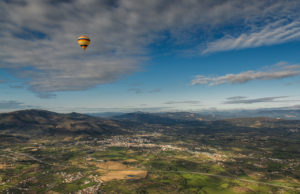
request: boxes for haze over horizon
[1,0,300,113]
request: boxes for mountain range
[0,109,127,138]
[1,109,299,140]
[88,108,300,120]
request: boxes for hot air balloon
[77,36,90,50]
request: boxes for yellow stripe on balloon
[77,36,90,50]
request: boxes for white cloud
[165,100,200,105]
[224,96,289,104]
[192,63,300,86]
[202,20,300,54]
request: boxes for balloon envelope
[77,36,90,50]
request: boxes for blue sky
[1,0,300,113]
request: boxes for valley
[0,110,299,193]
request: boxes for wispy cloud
[224,96,289,104]
[36,93,57,99]
[128,88,143,94]
[192,63,300,86]
[0,101,24,109]
[165,100,200,105]
[0,100,39,110]
[202,20,300,54]
[149,88,161,93]
[128,88,162,94]
[9,85,24,89]
[49,106,173,113]
[280,104,300,109]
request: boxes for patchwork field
[0,133,299,193]
[0,110,300,193]
[93,161,147,182]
